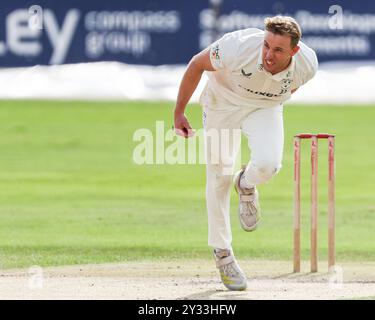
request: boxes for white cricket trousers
[203,104,284,250]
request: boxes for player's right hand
[173,112,195,139]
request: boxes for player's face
[262,31,299,74]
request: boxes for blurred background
[0,0,375,102]
[0,1,374,270]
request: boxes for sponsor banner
[0,0,374,66]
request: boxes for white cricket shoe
[213,248,247,291]
[233,169,261,231]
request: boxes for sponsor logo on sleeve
[211,44,220,60]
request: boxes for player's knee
[258,163,282,180]
[252,162,282,183]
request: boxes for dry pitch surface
[1,260,375,300]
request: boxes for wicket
[293,133,336,273]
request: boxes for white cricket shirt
[200,28,318,109]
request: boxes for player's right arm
[173,48,215,138]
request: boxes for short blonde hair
[264,16,302,48]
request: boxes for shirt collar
[256,47,295,81]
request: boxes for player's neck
[271,57,292,75]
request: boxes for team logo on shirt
[211,44,220,60]
[241,69,252,77]
[278,78,293,95]
[281,78,292,90]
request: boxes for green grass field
[0,100,374,269]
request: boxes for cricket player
[173,16,318,290]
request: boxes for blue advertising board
[0,0,374,66]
